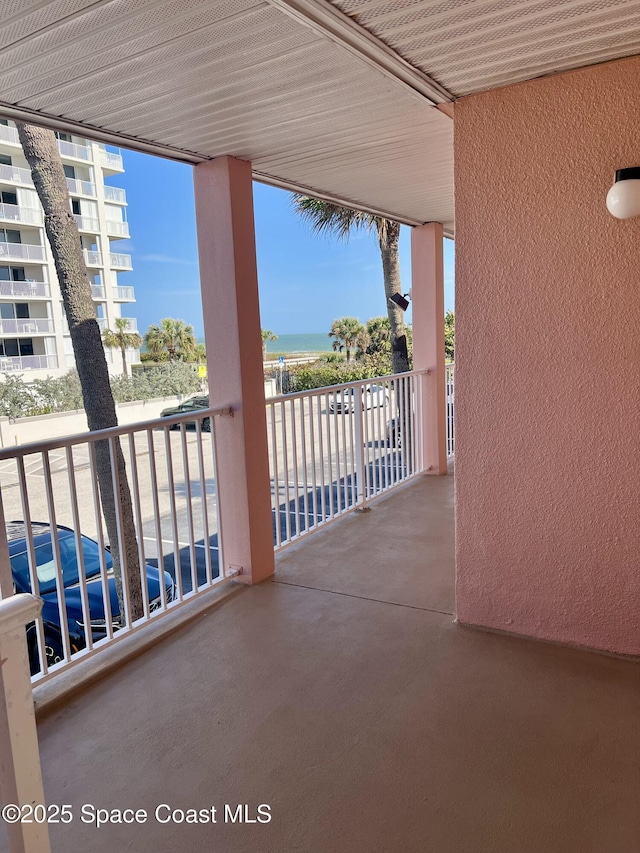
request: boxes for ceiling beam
[268,0,455,105]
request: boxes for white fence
[267,371,426,549]
[446,362,454,458]
[0,407,228,683]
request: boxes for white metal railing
[0,318,52,335]
[0,203,43,226]
[109,252,132,268]
[0,124,20,145]
[103,185,126,204]
[0,280,49,298]
[267,371,426,549]
[446,362,454,458]
[57,139,90,161]
[0,163,32,185]
[0,354,58,371]
[0,242,46,262]
[73,214,100,232]
[112,285,135,300]
[90,284,105,298]
[0,406,230,684]
[83,249,102,266]
[66,177,96,196]
[106,220,130,238]
[99,150,124,170]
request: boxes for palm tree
[102,318,143,377]
[292,196,410,373]
[144,318,196,362]
[329,317,365,362]
[17,123,143,622]
[261,329,278,361]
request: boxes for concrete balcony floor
[21,471,640,852]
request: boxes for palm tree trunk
[17,123,143,622]
[380,221,410,375]
[120,344,128,377]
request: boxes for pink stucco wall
[454,56,640,655]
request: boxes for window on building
[71,199,81,216]
[55,132,72,142]
[0,267,27,282]
[15,304,29,319]
[0,339,19,356]
[0,229,21,243]
[0,154,11,167]
[0,120,8,127]
[63,164,76,179]
[0,304,30,320]
[19,338,34,356]
[0,191,18,206]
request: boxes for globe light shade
[606,168,640,219]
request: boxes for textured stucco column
[193,157,274,584]
[411,223,447,474]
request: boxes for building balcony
[0,353,57,370]
[105,219,130,238]
[0,241,46,262]
[90,284,105,299]
[82,249,102,267]
[0,280,49,298]
[103,185,127,204]
[99,149,124,172]
[0,317,53,335]
[73,214,100,233]
[0,202,43,227]
[0,163,33,186]
[66,177,96,197]
[0,124,20,146]
[109,252,132,269]
[57,139,91,161]
[112,285,135,300]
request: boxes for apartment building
[0,119,139,379]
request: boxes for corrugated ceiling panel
[0,0,453,227]
[329,0,640,95]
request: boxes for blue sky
[108,149,455,338]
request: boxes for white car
[329,384,389,414]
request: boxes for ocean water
[196,333,333,354]
[265,333,332,354]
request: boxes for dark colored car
[160,395,211,430]
[8,522,175,674]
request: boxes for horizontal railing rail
[267,370,427,550]
[0,405,231,685]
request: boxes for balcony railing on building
[109,252,132,269]
[82,249,102,267]
[0,318,53,335]
[0,124,19,145]
[0,368,454,687]
[106,220,130,238]
[0,163,33,185]
[0,203,43,227]
[112,285,135,301]
[0,242,46,262]
[73,214,100,233]
[103,185,127,204]
[90,284,105,299]
[99,150,124,171]
[57,139,90,161]
[0,280,49,298]
[66,177,96,197]
[0,354,57,371]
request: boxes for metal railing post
[0,594,51,853]
[353,385,369,512]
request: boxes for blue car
[7,521,175,675]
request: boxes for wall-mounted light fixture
[606,168,640,219]
[388,292,410,312]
